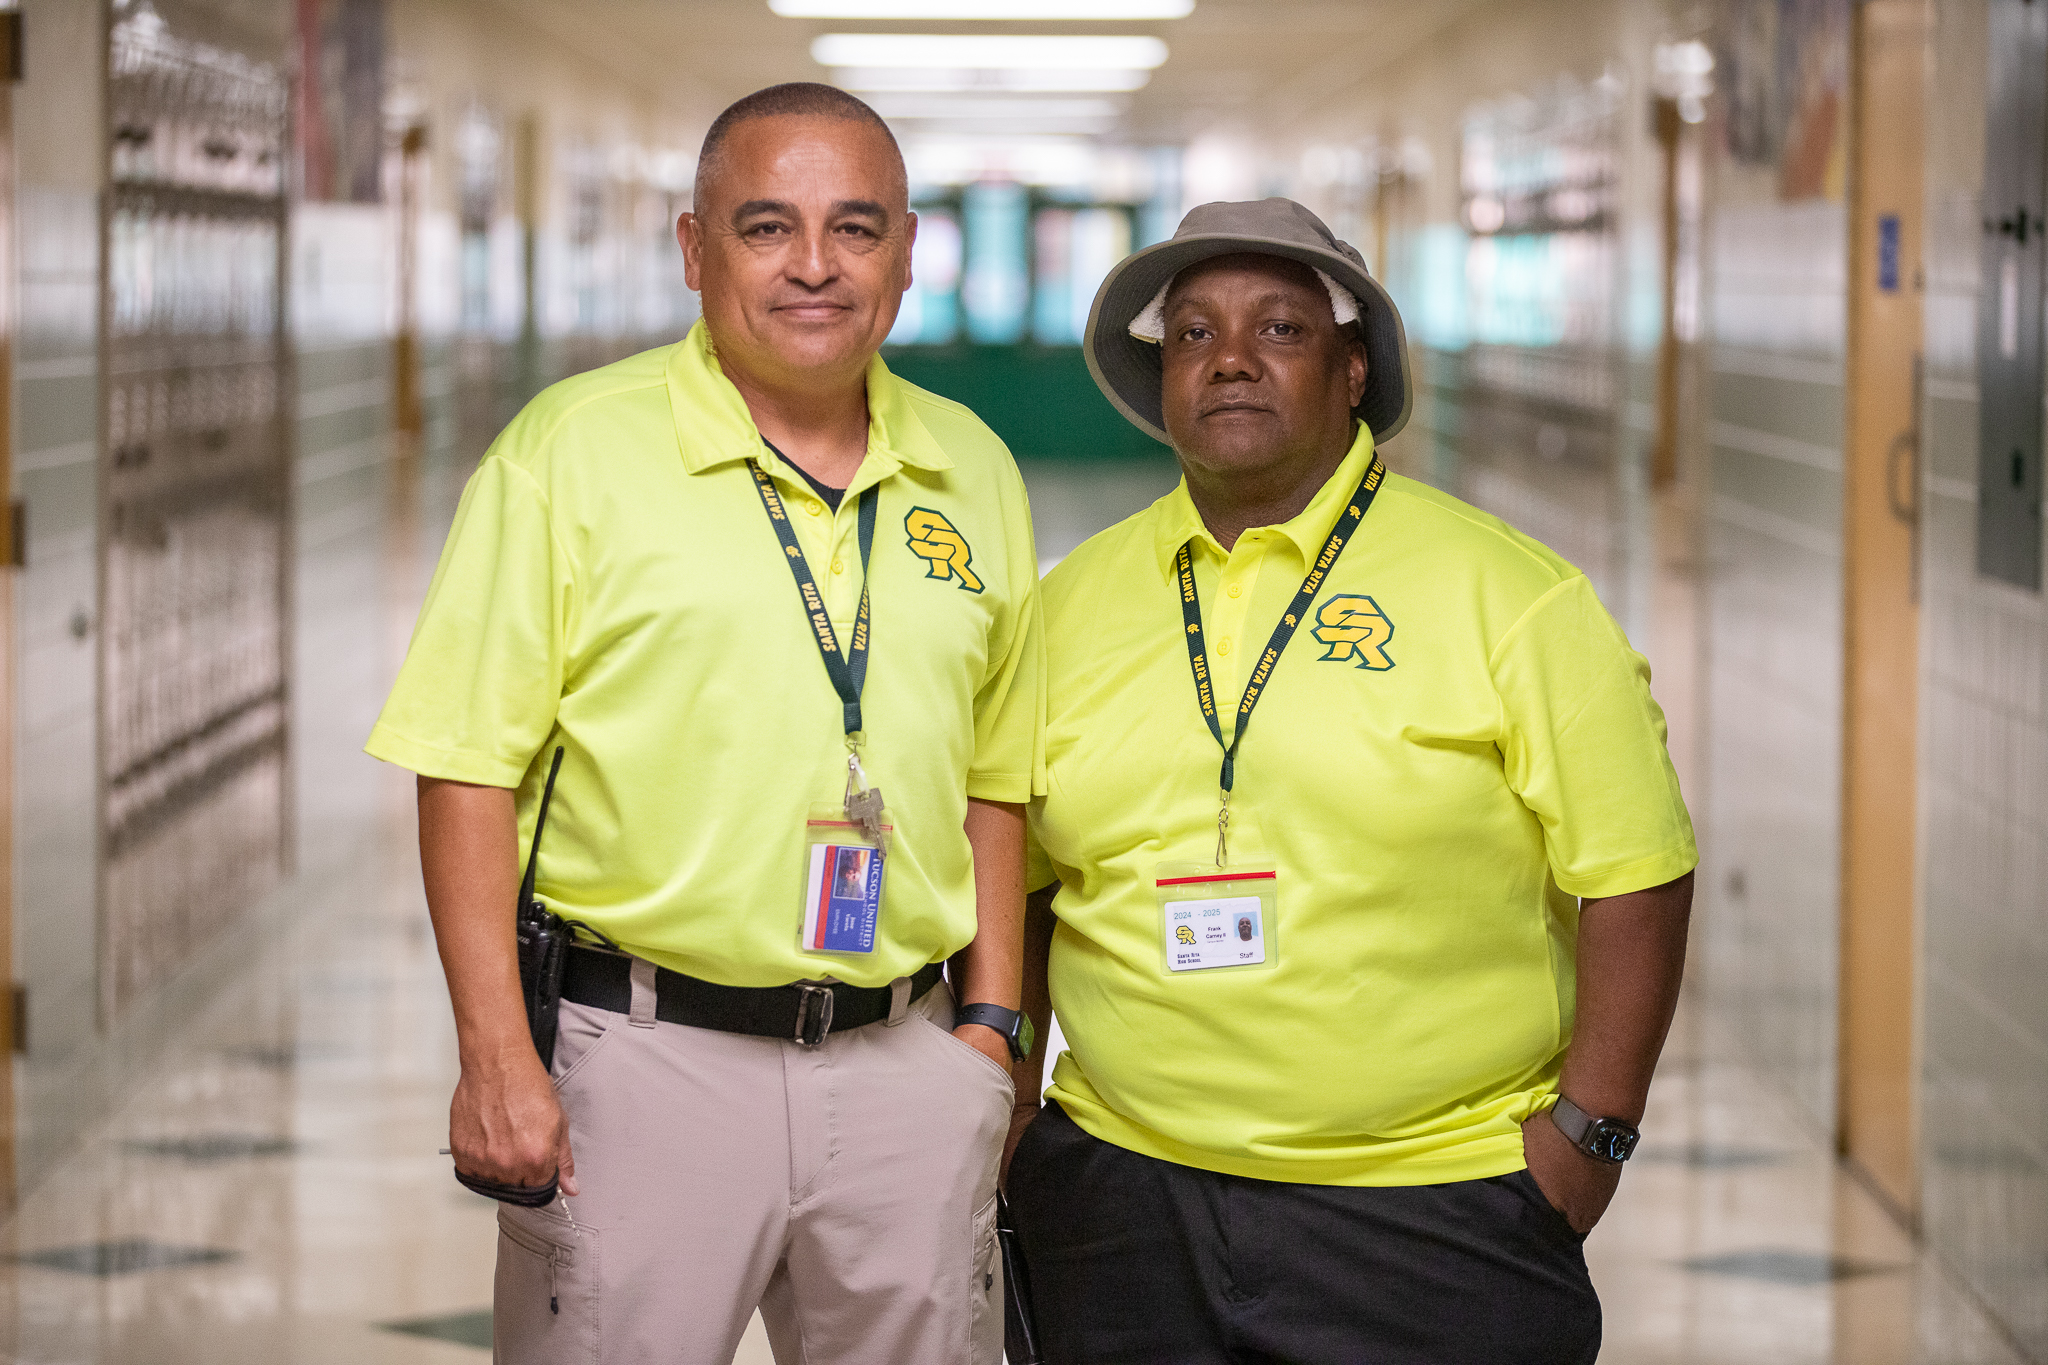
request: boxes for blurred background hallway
[0,0,2042,1360]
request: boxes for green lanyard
[1177,454,1386,864]
[747,453,879,739]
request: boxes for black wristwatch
[953,1003,1035,1063]
[1549,1095,1640,1164]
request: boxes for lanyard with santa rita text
[747,446,885,834]
[1177,454,1386,865]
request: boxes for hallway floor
[0,458,2030,1364]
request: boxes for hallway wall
[1920,1,2048,1353]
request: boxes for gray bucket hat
[1083,198,1412,447]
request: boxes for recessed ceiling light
[837,66,1154,92]
[774,0,1191,16]
[812,33,1169,70]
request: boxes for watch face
[1015,1014,1036,1061]
[1586,1120,1640,1163]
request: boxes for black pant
[1007,1103,1601,1365]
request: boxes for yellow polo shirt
[368,321,1043,988]
[1027,427,1695,1186]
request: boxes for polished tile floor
[0,456,2032,1364]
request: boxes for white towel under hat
[1126,267,1361,343]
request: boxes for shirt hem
[966,771,1032,803]
[364,725,527,788]
[1554,843,1700,900]
[1048,1093,1536,1188]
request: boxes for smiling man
[1004,200,1698,1364]
[367,84,1042,1365]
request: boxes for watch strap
[954,1003,1027,1061]
[1550,1094,1594,1146]
[1549,1095,1638,1164]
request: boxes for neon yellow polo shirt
[368,321,1043,988]
[1026,427,1695,1186]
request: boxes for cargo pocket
[494,1205,598,1364]
[968,1193,1004,1365]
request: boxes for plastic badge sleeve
[1154,862,1279,975]
[800,803,892,956]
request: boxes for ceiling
[480,0,1486,146]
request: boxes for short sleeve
[965,480,1047,804]
[1491,575,1697,898]
[364,455,575,787]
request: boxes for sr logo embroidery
[1311,594,1395,670]
[904,508,984,592]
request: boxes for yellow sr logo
[1311,594,1395,670]
[904,508,984,593]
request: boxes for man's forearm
[417,775,530,1066]
[951,798,1025,1012]
[1557,871,1694,1124]
[419,774,576,1191]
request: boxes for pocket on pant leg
[968,1193,1003,1365]
[549,1001,616,1093]
[494,1205,599,1364]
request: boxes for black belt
[561,942,945,1046]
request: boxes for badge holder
[798,752,892,957]
[1153,862,1278,975]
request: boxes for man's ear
[1346,332,1368,409]
[678,212,702,292]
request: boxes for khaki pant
[493,970,1013,1365]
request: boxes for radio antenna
[518,746,566,910]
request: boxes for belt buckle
[794,984,836,1046]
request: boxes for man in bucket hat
[1002,199,1697,1364]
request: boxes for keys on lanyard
[1176,455,1386,866]
[747,454,888,843]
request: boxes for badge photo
[1153,863,1278,974]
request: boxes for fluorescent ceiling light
[903,135,1099,187]
[812,33,1169,70]
[837,66,1153,92]
[774,0,1190,16]
[865,95,1126,120]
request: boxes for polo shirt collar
[664,319,954,481]
[1150,422,1379,577]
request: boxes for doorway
[1838,0,1928,1224]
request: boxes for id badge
[1154,862,1278,974]
[801,803,890,955]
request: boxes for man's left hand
[1520,1112,1622,1235]
[955,1023,1014,1075]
